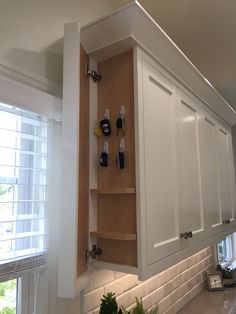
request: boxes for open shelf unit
[90,50,137,268]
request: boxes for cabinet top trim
[81,1,236,126]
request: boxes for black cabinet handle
[180,231,193,239]
[188,231,193,238]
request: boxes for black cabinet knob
[180,232,189,239]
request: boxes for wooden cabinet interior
[77,46,90,277]
[93,50,137,267]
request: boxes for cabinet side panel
[97,51,137,266]
[77,46,90,277]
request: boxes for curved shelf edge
[90,231,137,241]
[90,187,136,194]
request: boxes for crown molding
[0,58,62,98]
[81,1,236,126]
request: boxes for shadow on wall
[5,39,63,85]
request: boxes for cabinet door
[58,23,91,298]
[140,60,181,265]
[199,113,222,236]
[175,92,205,245]
[216,125,234,224]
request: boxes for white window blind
[0,101,48,278]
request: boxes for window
[217,235,233,264]
[0,279,17,314]
[0,70,62,314]
[0,101,50,313]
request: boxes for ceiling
[107,0,236,111]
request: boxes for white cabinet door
[175,91,205,245]
[216,124,234,225]
[139,59,181,265]
[199,112,222,236]
[58,22,92,298]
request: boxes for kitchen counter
[178,288,236,314]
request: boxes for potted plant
[99,292,122,314]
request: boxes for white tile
[158,295,171,313]
[130,283,145,300]
[83,287,104,313]
[163,281,174,295]
[173,274,182,289]
[143,276,158,295]
[114,271,126,279]
[117,290,133,309]
[84,277,95,293]
[120,274,139,292]
[104,278,125,296]
[94,270,115,288]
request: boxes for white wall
[0,2,116,313]
[0,0,114,85]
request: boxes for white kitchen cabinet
[136,51,208,279]
[58,2,236,296]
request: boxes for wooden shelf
[90,231,137,241]
[90,187,136,194]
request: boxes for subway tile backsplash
[82,247,213,313]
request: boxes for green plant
[0,284,6,297]
[0,185,8,197]
[123,298,158,314]
[0,307,16,314]
[0,279,17,297]
[99,292,122,314]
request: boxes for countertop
[178,288,236,314]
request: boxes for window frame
[0,72,62,314]
[217,234,234,266]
